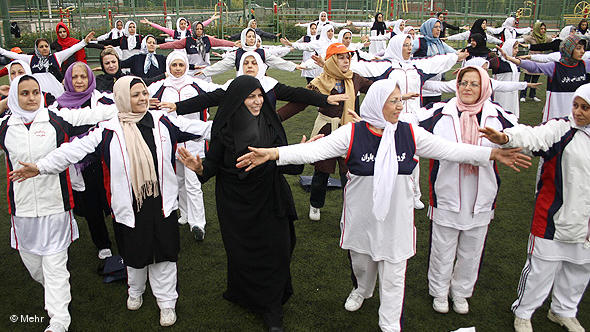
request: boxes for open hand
[177,147,203,175]
[311,54,325,67]
[236,147,278,172]
[402,92,420,100]
[479,126,509,145]
[158,102,177,112]
[0,85,9,96]
[527,82,542,88]
[327,94,349,105]
[490,147,532,172]
[347,109,362,123]
[84,31,96,44]
[9,161,40,182]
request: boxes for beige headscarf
[113,76,160,209]
[309,55,356,125]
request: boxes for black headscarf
[371,12,387,35]
[469,19,488,42]
[579,19,588,35]
[466,33,491,58]
[213,75,287,162]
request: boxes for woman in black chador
[178,75,304,332]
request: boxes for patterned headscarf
[560,35,583,66]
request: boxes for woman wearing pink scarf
[418,65,519,315]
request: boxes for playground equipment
[564,0,590,25]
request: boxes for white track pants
[176,159,206,230]
[349,250,407,332]
[19,249,71,330]
[428,223,488,299]
[512,255,590,319]
[127,261,178,309]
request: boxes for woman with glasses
[419,65,519,315]
[228,75,528,332]
[351,33,467,209]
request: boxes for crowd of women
[0,9,588,332]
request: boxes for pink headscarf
[455,65,492,175]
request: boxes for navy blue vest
[235,48,266,70]
[30,55,62,81]
[548,61,589,93]
[186,36,211,55]
[119,35,142,50]
[174,29,192,39]
[412,37,429,58]
[346,121,417,176]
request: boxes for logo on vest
[397,152,406,162]
[562,75,586,84]
[361,153,375,163]
[34,130,46,137]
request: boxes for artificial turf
[0,67,587,332]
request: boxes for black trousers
[310,170,348,208]
[73,163,112,251]
[305,77,313,83]
[520,74,540,98]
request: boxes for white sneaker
[344,290,364,311]
[44,323,66,332]
[177,215,188,225]
[532,97,541,102]
[160,308,177,327]
[98,248,112,260]
[514,316,533,332]
[309,205,320,221]
[520,97,526,102]
[127,295,143,310]
[452,297,469,314]
[547,310,585,332]
[414,199,425,210]
[432,297,449,313]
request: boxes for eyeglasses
[458,81,480,88]
[387,98,404,105]
[402,43,412,47]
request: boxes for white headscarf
[501,39,519,73]
[572,83,590,136]
[256,34,262,48]
[502,17,516,29]
[248,19,257,29]
[176,17,189,38]
[240,27,257,52]
[7,75,43,123]
[306,23,318,38]
[164,51,193,88]
[318,24,336,43]
[7,60,33,84]
[124,21,137,49]
[403,26,415,36]
[111,19,124,39]
[337,29,352,44]
[318,11,328,23]
[359,75,404,221]
[393,19,406,35]
[384,33,411,63]
[141,35,159,74]
[559,25,576,40]
[462,57,490,68]
[236,51,278,92]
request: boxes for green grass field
[0,68,587,332]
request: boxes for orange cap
[325,43,352,60]
[10,47,22,54]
